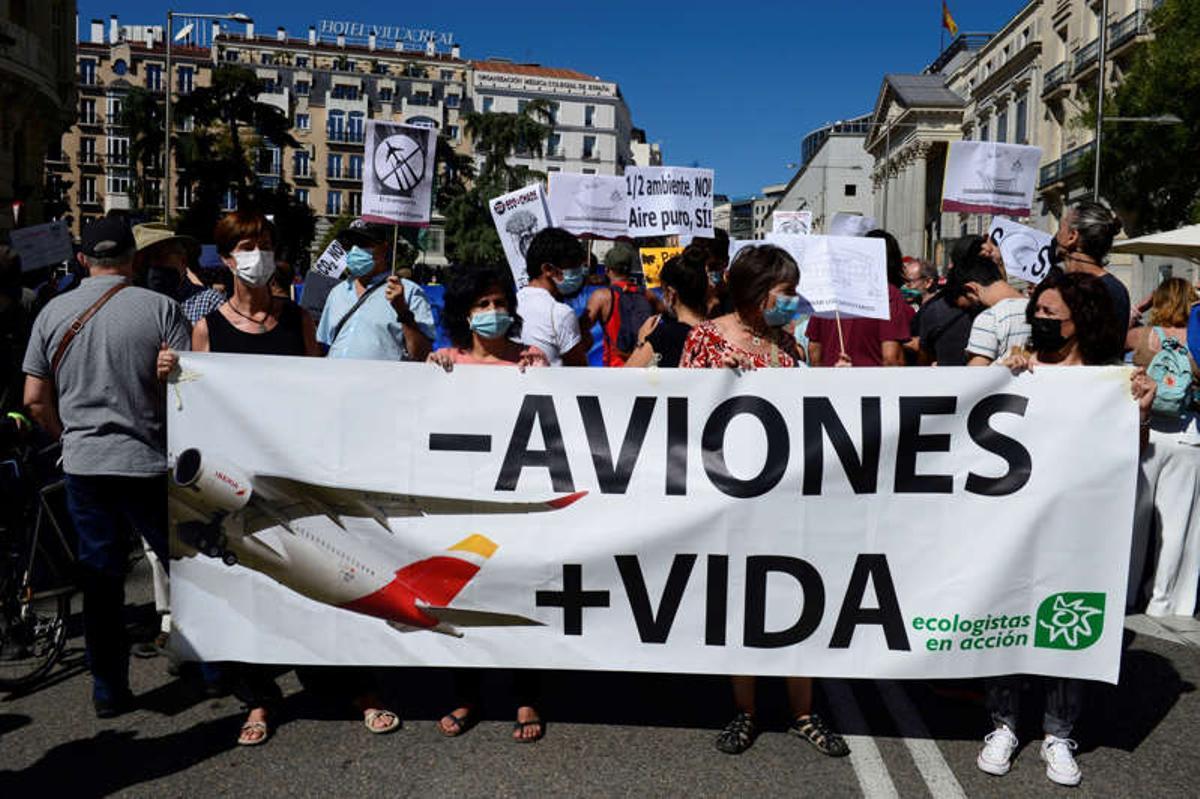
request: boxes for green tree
[119,87,166,214]
[1083,0,1200,233]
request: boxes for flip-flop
[512,718,545,743]
[439,710,473,738]
[363,709,400,735]
[237,720,270,746]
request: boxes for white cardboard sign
[9,220,73,271]
[988,217,1055,284]
[772,211,813,236]
[489,184,553,291]
[766,233,890,320]
[624,166,714,238]
[310,239,349,279]
[547,173,629,239]
[362,121,437,227]
[828,213,878,238]
[943,141,1042,217]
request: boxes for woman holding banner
[680,245,849,758]
[981,271,1157,786]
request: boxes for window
[331,84,359,100]
[547,133,561,157]
[447,124,459,140]
[379,87,393,102]
[295,188,309,205]
[348,154,363,180]
[445,93,459,108]
[327,153,343,178]
[582,168,596,175]
[177,182,192,210]
[1021,27,1030,48]
[80,98,96,124]
[1015,95,1028,144]
[80,176,97,203]
[348,111,365,142]
[296,113,310,131]
[547,166,560,173]
[178,115,194,132]
[146,64,163,91]
[585,105,595,127]
[349,191,362,216]
[979,119,989,141]
[844,184,857,197]
[178,66,194,94]
[517,99,528,114]
[407,116,437,129]
[295,80,310,96]
[106,172,129,195]
[106,95,124,123]
[145,180,162,207]
[80,59,97,85]
[996,108,1008,143]
[260,53,272,65]
[223,49,239,62]
[222,188,236,210]
[412,90,431,106]
[547,102,559,125]
[296,56,309,68]
[261,78,277,94]
[107,136,129,166]
[583,135,597,159]
[327,190,342,215]
[482,96,493,113]
[294,150,310,177]
[113,59,128,76]
[327,110,345,140]
[80,137,96,164]
[440,69,454,81]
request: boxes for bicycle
[0,418,76,691]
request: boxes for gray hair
[916,259,939,283]
[1068,201,1123,263]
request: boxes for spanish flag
[942,2,959,37]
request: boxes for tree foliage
[119,88,166,213]
[1083,0,1200,233]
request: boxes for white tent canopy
[1110,224,1200,264]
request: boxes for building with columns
[772,115,875,234]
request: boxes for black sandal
[513,718,545,743]
[715,711,756,754]
[789,713,850,757]
[440,708,474,738]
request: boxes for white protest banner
[489,184,553,291]
[362,121,437,226]
[943,141,1042,217]
[9,220,73,271]
[310,238,349,280]
[773,210,813,236]
[547,173,629,238]
[988,217,1055,284]
[624,166,714,238]
[827,212,878,238]
[766,233,890,320]
[169,355,1136,684]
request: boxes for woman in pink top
[428,266,547,370]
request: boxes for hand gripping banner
[168,356,1137,684]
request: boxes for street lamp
[164,10,253,223]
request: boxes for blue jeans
[64,473,168,703]
[986,675,1084,739]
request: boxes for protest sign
[547,173,629,238]
[9,220,73,271]
[773,210,813,236]
[490,184,553,290]
[638,246,682,288]
[766,233,890,319]
[310,238,349,279]
[988,217,1055,284]
[169,355,1136,684]
[828,212,878,238]
[362,121,437,226]
[728,239,758,265]
[624,166,714,238]
[942,141,1042,217]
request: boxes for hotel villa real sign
[316,19,454,50]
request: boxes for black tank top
[205,299,307,356]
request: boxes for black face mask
[1030,316,1069,352]
[146,266,181,297]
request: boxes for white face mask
[231,249,276,287]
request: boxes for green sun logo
[1034,592,1106,650]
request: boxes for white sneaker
[977,725,1019,776]
[1040,735,1082,787]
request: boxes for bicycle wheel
[0,585,70,691]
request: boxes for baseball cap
[132,222,199,258]
[604,242,638,273]
[337,218,391,249]
[81,215,135,258]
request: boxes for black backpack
[612,282,654,358]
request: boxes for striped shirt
[966,297,1031,363]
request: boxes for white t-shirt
[516,285,581,366]
[966,296,1032,363]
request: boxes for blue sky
[82,1,1024,197]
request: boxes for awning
[1110,224,1200,264]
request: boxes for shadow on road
[0,713,31,739]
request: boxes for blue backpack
[1146,327,1194,417]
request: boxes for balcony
[45,153,70,171]
[77,151,102,169]
[106,153,130,167]
[326,169,362,184]
[1038,142,1094,188]
[1072,39,1099,77]
[326,129,365,146]
[1108,9,1148,56]
[1042,61,1068,97]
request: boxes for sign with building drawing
[942,141,1042,217]
[772,210,813,236]
[489,184,554,290]
[547,173,629,239]
[362,121,437,227]
[989,217,1055,284]
[766,233,889,320]
[827,212,878,238]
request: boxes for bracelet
[395,310,416,327]
[1140,417,1152,429]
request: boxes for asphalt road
[2,560,1198,798]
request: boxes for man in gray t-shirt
[22,215,189,717]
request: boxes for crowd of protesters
[1,198,1197,788]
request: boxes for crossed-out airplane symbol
[380,136,425,190]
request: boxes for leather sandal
[363,709,400,734]
[237,720,270,746]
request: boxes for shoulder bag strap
[330,279,386,344]
[51,283,129,375]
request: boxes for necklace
[227,298,274,333]
[734,314,767,347]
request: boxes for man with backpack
[582,243,662,367]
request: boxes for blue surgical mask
[345,246,377,278]
[763,294,802,327]
[469,310,514,339]
[554,267,585,296]
[708,270,724,287]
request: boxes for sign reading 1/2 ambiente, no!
[316,19,455,49]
